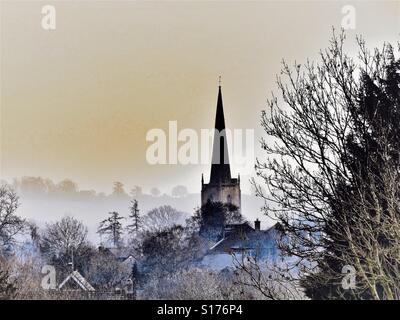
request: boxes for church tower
[201,84,241,211]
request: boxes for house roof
[208,222,282,255]
[59,270,95,292]
[224,222,255,234]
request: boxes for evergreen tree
[98,211,124,247]
[198,201,242,241]
[127,199,141,233]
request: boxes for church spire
[214,85,226,131]
[209,83,231,184]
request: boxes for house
[98,246,137,271]
[200,220,283,271]
[97,245,139,296]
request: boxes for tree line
[0,183,254,299]
[4,178,189,199]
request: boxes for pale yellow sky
[1,0,399,194]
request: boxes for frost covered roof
[59,270,95,292]
[208,222,282,255]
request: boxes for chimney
[254,219,261,231]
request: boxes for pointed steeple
[209,84,231,184]
[214,86,226,131]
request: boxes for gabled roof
[59,270,95,292]
[119,255,136,267]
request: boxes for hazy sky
[1,0,399,195]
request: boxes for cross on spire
[218,75,222,87]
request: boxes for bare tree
[0,185,24,250]
[56,179,78,194]
[142,205,185,232]
[41,216,88,257]
[253,31,400,299]
[6,251,47,300]
[87,250,131,291]
[232,253,305,300]
[141,225,187,275]
[140,266,279,300]
[0,258,16,299]
[40,216,90,277]
[141,268,228,300]
[171,185,188,198]
[150,187,161,197]
[317,159,400,299]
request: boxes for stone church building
[197,85,282,270]
[201,85,241,211]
